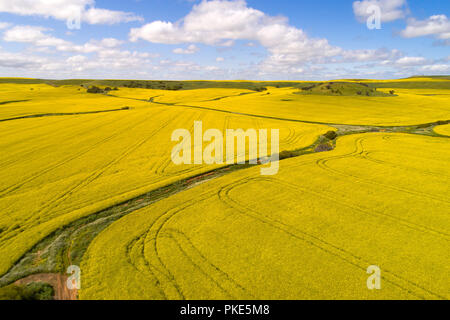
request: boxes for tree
[87,86,103,94]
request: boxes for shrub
[315,143,334,153]
[301,84,316,91]
[86,86,103,94]
[279,150,299,160]
[254,87,267,92]
[22,283,54,300]
[0,282,54,300]
[324,131,338,140]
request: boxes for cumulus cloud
[1,24,158,77]
[130,0,342,72]
[0,0,142,25]
[353,0,407,23]
[4,26,70,47]
[0,0,445,80]
[173,44,199,54]
[419,64,450,73]
[341,48,403,62]
[130,0,267,45]
[401,15,450,41]
[129,0,436,77]
[0,45,158,79]
[395,56,427,66]
[0,49,44,68]
[3,26,129,54]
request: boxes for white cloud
[98,38,124,48]
[130,0,426,77]
[395,56,427,66]
[353,0,407,23]
[341,48,402,62]
[82,7,142,24]
[173,44,199,54]
[401,15,450,40]
[130,0,267,45]
[0,0,142,25]
[3,26,127,54]
[66,55,88,64]
[130,0,342,73]
[0,49,44,68]
[419,64,450,73]
[4,26,70,47]
[1,24,158,77]
[0,45,158,78]
[0,0,444,80]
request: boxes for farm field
[0,78,449,300]
[80,133,450,300]
[434,124,450,136]
[149,81,450,126]
[0,84,151,120]
[0,82,331,284]
[1,0,450,305]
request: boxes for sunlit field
[80,133,450,300]
[153,84,450,126]
[0,77,449,300]
[434,124,450,136]
[0,81,331,281]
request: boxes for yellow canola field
[0,84,151,120]
[153,86,450,126]
[80,133,450,300]
[104,86,259,104]
[335,77,448,83]
[0,84,331,278]
[434,124,450,136]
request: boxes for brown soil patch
[15,273,77,300]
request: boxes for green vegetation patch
[296,82,393,96]
[0,282,54,300]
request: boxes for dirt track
[15,273,77,300]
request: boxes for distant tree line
[86,86,118,94]
[253,87,268,92]
[122,81,184,90]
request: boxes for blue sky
[0,0,448,80]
